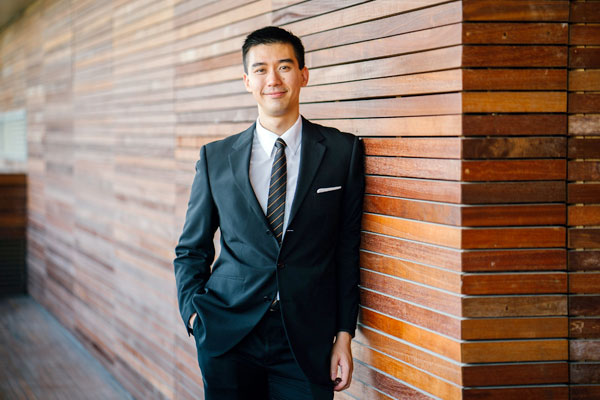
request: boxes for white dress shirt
[249,116,302,239]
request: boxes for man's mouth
[264,90,286,98]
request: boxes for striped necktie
[267,138,287,244]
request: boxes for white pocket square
[316,186,342,194]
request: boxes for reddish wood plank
[362,213,461,249]
[463,386,569,400]
[462,272,567,295]
[571,25,600,45]
[361,232,462,271]
[462,362,568,386]
[462,160,566,181]
[366,157,461,180]
[462,249,566,272]
[569,183,600,203]
[570,272,600,294]
[463,22,568,44]
[569,206,600,226]
[462,204,565,226]
[320,115,462,137]
[463,114,566,136]
[463,227,565,249]
[463,137,566,159]
[463,0,569,22]
[359,308,461,361]
[463,45,568,67]
[363,138,461,159]
[361,251,461,293]
[463,68,566,90]
[355,326,461,385]
[364,196,461,226]
[366,176,461,204]
[569,93,600,114]
[571,385,600,400]
[462,181,566,204]
[360,288,461,338]
[570,47,600,69]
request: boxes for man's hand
[330,331,353,391]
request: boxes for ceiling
[0,0,36,32]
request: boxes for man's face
[243,43,309,120]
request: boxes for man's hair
[242,26,305,73]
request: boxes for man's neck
[258,112,300,135]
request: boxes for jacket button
[265,230,272,236]
[263,296,270,302]
[277,263,285,269]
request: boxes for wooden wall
[568,2,600,399]
[0,174,27,295]
[0,0,598,399]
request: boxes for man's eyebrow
[250,59,295,68]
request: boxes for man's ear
[301,66,309,87]
[243,73,252,93]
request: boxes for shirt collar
[255,115,302,156]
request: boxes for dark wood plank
[463,137,566,159]
[569,183,600,203]
[569,229,600,249]
[570,295,600,316]
[571,2,600,23]
[569,138,600,159]
[462,362,568,386]
[462,0,569,22]
[462,295,567,317]
[570,318,600,339]
[463,45,568,67]
[463,68,566,90]
[462,181,566,204]
[569,251,600,272]
[366,157,461,180]
[569,70,600,92]
[463,114,566,136]
[462,339,568,363]
[462,249,566,272]
[571,385,600,400]
[463,386,569,400]
[463,22,568,44]
[570,25,600,45]
[569,93,600,114]
[462,204,565,227]
[462,272,567,295]
[570,363,600,384]
[570,47,600,69]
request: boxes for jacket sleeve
[334,136,365,336]
[174,145,219,336]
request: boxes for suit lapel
[229,123,271,230]
[288,118,326,227]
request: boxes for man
[174,26,364,400]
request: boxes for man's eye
[255,69,265,73]
[280,65,290,71]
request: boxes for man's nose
[266,70,282,86]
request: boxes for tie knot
[274,138,286,150]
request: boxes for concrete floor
[0,295,132,400]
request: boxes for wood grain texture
[461,339,568,363]
[462,317,567,340]
[463,114,566,136]
[463,68,566,91]
[463,22,568,44]
[463,45,568,67]
[462,362,568,386]
[463,0,569,22]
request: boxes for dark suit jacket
[174,117,364,384]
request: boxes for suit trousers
[196,303,334,400]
